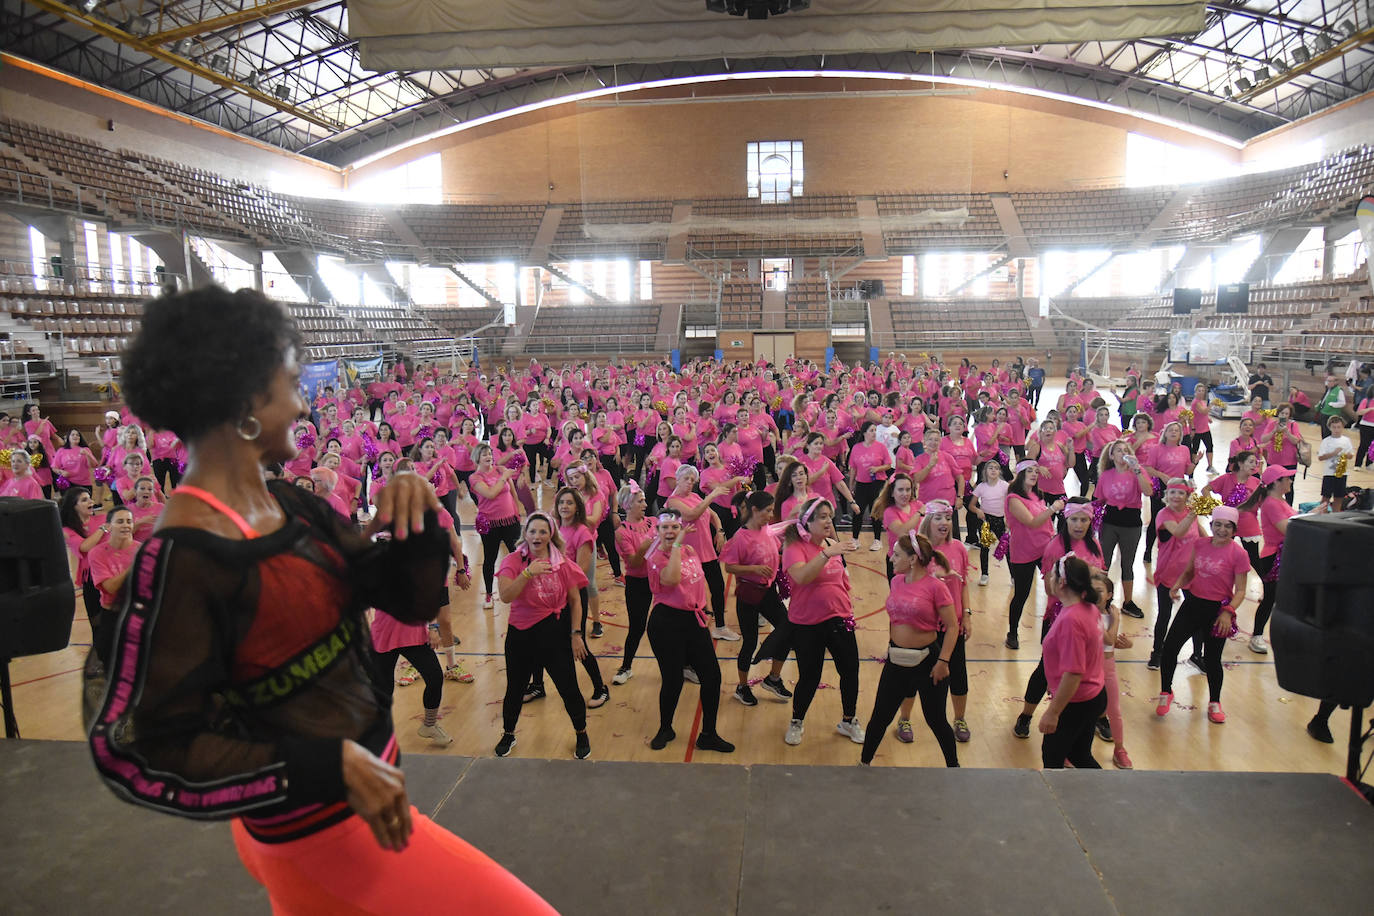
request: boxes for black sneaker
[587,686,610,709]
[650,726,676,750]
[1121,601,1145,619]
[1005,632,1019,650]
[1188,652,1205,670]
[1095,716,1113,742]
[494,733,517,757]
[1306,717,1335,744]
[759,675,793,700]
[574,732,591,760]
[695,732,736,753]
[734,685,759,707]
[590,622,604,639]
[1013,714,1032,739]
[522,683,546,704]
[1146,651,1161,671]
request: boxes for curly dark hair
[121,286,301,442]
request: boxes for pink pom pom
[94,466,114,485]
[634,433,646,448]
[474,513,492,535]
[55,474,71,491]
[509,452,528,471]
[992,530,1011,561]
[295,429,315,450]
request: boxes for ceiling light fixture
[1292,45,1310,63]
[1235,76,1252,91]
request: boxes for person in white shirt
[1316,416,1355,512]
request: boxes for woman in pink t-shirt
[916,503,974,743]
[1093,440,1154,619]
[1243,465,1296,654]
[0,449,44,500]
[1141,420,1198,566]
[88,505,138,611]
[1004,461,1066,649]
[470,445,522,608]
[493,513,592,760]
[847,422,894,544]
[1037,555,1108,769]
[53,429,99,492]
[773,459,813,521]
[719,490,795,705]
[612,483,656,684]
[1155,506,1251,725]
[859,532,959,767]
[1151,478,1204,670]
[645,508,736,755]
[781,497,864,747]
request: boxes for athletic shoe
[695,732,736,753]
[683,667,700,684]
[482,593,494,609]
[759,675,793,700]
[612,575,625,588]
[1095,716,1113,742]
[895,720,914,743]
[1112,747,1134,770]
[494,733,517,757]
[1121,601,1145,619]
[869,540,883,551]
[444,663,474,684]
[612,667,633,685]
[650,726,676,750]
[978,574,989,586]
[1249,634,1269,654]
[597,545,607,560]
[836,718,865,744]
[711,626,742,641]
[523,683,546,704]
[575,732,592,759]
[1207,702,1227,724]
[1146,651,1161,671]
[395,663,419,687]
[1188,651,1205,670]
[784,718,805,746]
[1005,632,1019,650]
[1306,716,1335,744]
[587,687,610,709]
[1013,714,1032,739]
[1155,692,1174,717]
[418,723,453,746]
[734,685,759,707]
[952,718,971,743]
[590,622,604,639]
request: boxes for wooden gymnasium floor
[7,383,1368,775]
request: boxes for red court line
[12,665,83,688]
[683,697,705,763]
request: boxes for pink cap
[1261,465,1295,485]
[1211,506,1240,526]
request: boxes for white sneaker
[979,574,989,586]
[482,593,494,609]
[417,723,452,746]
[612,667,633,685]
[711,626,742,642]
[868,540,883,552]
[784,718,805,746]
[683,667,700,684]
[836,717,866,744]
[1249,634,1269,654]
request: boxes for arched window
[747,140,804,204]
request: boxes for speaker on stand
[0,498,77,738]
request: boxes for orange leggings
[232,810,557,915]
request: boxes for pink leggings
[1103,654,1124,745]
[232,810,556,915]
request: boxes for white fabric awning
[350,0,1206,73]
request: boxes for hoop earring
[237,416,262,441]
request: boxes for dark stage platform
[2,740,1371,914]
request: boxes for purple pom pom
[1091,499,1107,535]
[634,433,646,448]
[843,616,857,633]
[776,573,791,599]
[474,513,492,535]
[992,530,1011,561]
[94,466,114,485]
[1264,543,1283,583]
[1223,483,1249,508]
[55,474,71,491]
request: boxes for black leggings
[530,587,605,693]
[851,480,884,539]
[946,632,968,698]
[1073,453,1091,496]
[1041,688,1107,769]
[703,558,727,629]
[736,583,792,673]
[791,617,860,721]
[861,648,959,766]
[1159,593,1228,703]
[372,644,443,711]
[480,521,520,594]
[597,516,622,578]
[1022,616,1055,706]
[1153,584,1204,659]
[646,605,722,734]
[1253,553,1277,638]
[598,453,624,486]
[710,503,740,540]
[439,490,460,530]
[620,575,651,668]
[502,614,587,733]
[1356,425,1374,468]
[151,457,182,490]
[976,514,1006,574]
[523,443,552,479]
[1007,558,1039,635]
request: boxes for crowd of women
[44,326,1355,776]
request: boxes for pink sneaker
[1155,692,1173,717]
[1112,747,1134,770]
[1207,702,1227,724]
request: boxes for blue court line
[444,650,1273,665]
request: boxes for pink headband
[796,498,829,543]
[626,480,643,496]
[1062,502,1094,518]
[924,499,953,516]
[657,512,680,523]
[1015,460,1038,474]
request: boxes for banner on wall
[344,355,385,385]
[1358,196,1373,298]
[300,359,340,399]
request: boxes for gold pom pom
[1260,408,1278,418]
[1188,492,1222,517]
[1336,453,1349,478]
[978,521,997,548]
[0,449,10,466]
[1178,408,1194,426]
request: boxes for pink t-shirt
[719,526,782,587]
[1189,398,1210,433]
[1186,538,1251,603]
[646,544,709,615]
[972,480,1008,516]
[64,526,93,582]
[782,540,852,625]
[1148,444,1192,480]
[1006,493,1053,564]
[472,469,519,520]
[668,493,718,562]
[615,517,656,578]
[1154,506,1201,589]
[912,450,959,503]
[89,540,138,608]
[370,608,427,654]
[497,550,588,630]
[1040,537,1105,600]
[848,441,891,484]
[559,522,595,569]
[656,456,682,497]
[800,455,844,502]
[1209,473,1261,538]
[1096,468,1144,510]
[940,437,978,482]
[932,540,969,622]
[53,447,94,487]
[1259,497,1296,558]
[881,502,923,553]
[126,502,162,543]
[884,573,952,631]
[1042,601,1105,702]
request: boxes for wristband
[427,623,440,631]
[938,657,951,664]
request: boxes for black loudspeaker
[0,498,76,658]
[49,254,64,280]
[1172,287,1202,314]
[1216,282,1250,314]
[1271,512,1374,708]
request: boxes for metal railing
[520,333,660,355]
